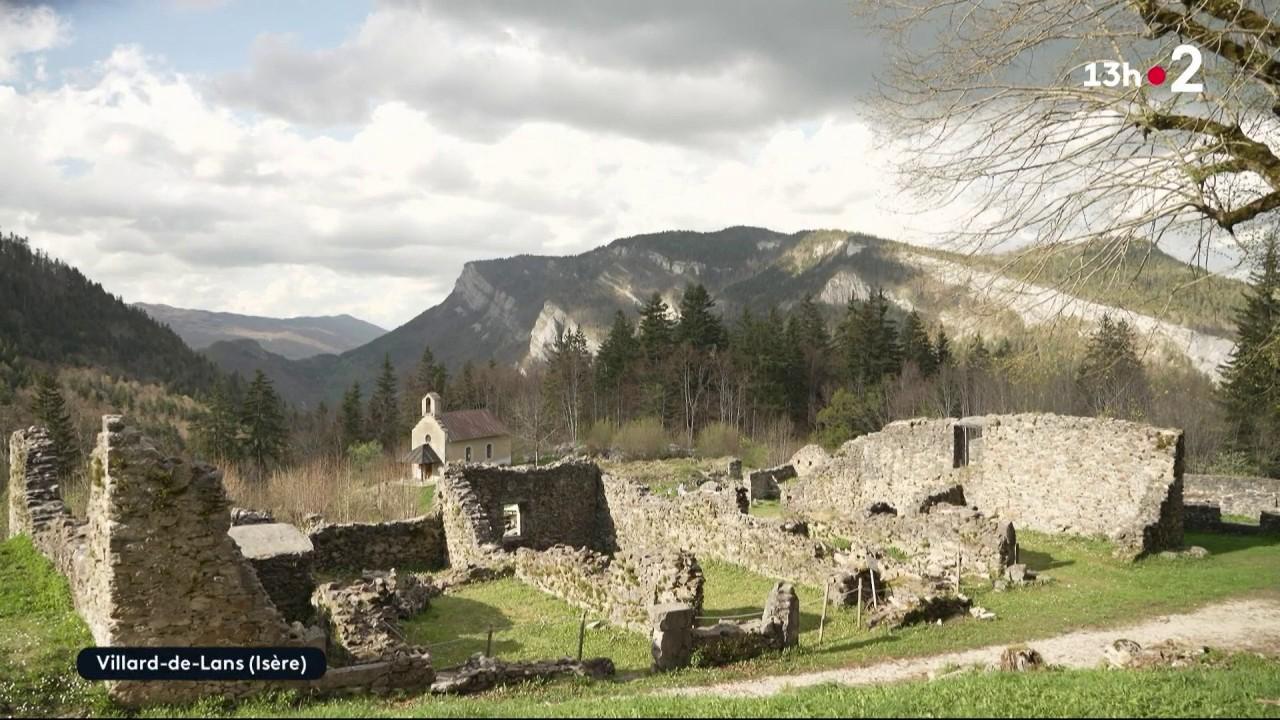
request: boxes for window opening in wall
[486,443,493,460]
[954,424,983,467]
[502,503,523,539]
[465,445,473,462]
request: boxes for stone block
[650,602,695,671]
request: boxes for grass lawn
[5,529,1280,717]
[400,578,653,673]
[214,654,1280,717]
[0,537,110,718]
[747,499,781,518]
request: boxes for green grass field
[4,529,1280,717]
[213,655,1280,718]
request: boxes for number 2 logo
[1171,44,1203,93]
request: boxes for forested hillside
[0,234,220,394]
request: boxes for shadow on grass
[806,632,899,656]
[1018,548,1073,572]
[1186,531,1280,557]
[696,605,768,624]
[405,596,516,638]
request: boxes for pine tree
[455,361,481,409]
[595,310,638,422]
[900,310,937,377]
[637,292,675,362]
[367,354,400,452]
[1219,237,1280,473]
[1077,314,1149,418]
[637,292,676,421]
[340,382,365,449]
[31,373,79,477]
[675,283,726,350]
[403,345,447,427]
[789,296,832,425]
[934,328,953,368]
[193,379,242,461]
[240,370,288,472]
[841,290,901,388]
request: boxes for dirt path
[666,599,1280,698]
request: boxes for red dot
[1147,66,1167,85]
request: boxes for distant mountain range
[198,226,1247,408]
[134,303,386,360]
[3,226,1246,419]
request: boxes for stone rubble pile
[430,655,615,695]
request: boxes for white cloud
[0,3,954,330]
[0,3,67,80]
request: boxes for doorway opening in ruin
[954,423,983,468]
[502,503,524,539]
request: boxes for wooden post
[955,551,962,593]
[869,568,878,606]
[1014,540,1019,565]
[576,610,588,662]
[856,576,863,629]
[486,626,494,657]
[818,580,830,646]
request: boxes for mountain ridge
[134,303,386,360]
[198,226,1247,408]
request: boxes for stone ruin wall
[437,461,606,568]
[783,413,1184,557]
[7,416,438,707]
[599,472,837,587]
[968,414,1184,555]
[436,461,839,616]
[1184,474,1280,519]
[784,418,958,518]
[513,545,704,631]
[822,506,1016,580]
[7,426,87,579]
[307,515,447,573]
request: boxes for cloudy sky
[0,0,928,329]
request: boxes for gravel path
[665,598,1280,698]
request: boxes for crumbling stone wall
[789,444,832,478]
[600,473,836,586]
[1183,502,1280,535]
[967,415,1183,555]
[784,413,1184,557]
[437,461,606,567]
[6,416,443,707]
[6,427,86,577]
[822,506,1016,579]
[228,523,318,624]
[785,418,959,517]
[513,545,704,631]
[307,515,447,573]
[649,582,800,671]
[74,416,299,705]
[1185,474,1280,519]
[747,464,797,501]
